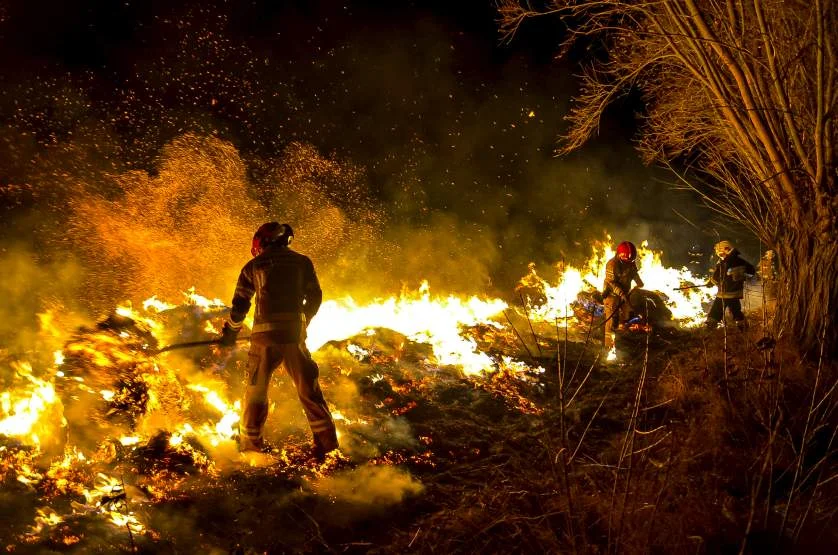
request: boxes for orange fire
[518,239,712,327]
[1,238,714,545]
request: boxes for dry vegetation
[374,319,838,554]
[498,0,837,355]
[3,303,836,554]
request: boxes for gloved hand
[219,321,239,346]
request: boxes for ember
[1,244,714,550]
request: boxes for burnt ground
[2,318,838,554]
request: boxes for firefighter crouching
[220,222,338,460]
[704,240,756,330]
[603,241,644,350]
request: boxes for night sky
[0,0,718,312]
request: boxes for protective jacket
[710,249,755,299]
[228,244,322,338]
[603,256,644,300]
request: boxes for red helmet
[251,222,294,256]
[616,241,637,262]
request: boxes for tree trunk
[776,231,838,357]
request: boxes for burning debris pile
[0,241,718,551]
[517,240,711,329]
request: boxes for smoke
[0,244,89,354]
[0,1,719,322]
[65,133,265,305]
[309,465,424,523]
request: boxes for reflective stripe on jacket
[228,244,322,340]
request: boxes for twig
[408,528,421,548]
[611,298,652,554]
[504,310,535,360]
[644,432,675,554]
[567,354,601,407]
[777,314,830,548]
[551,316,578,553]
[570,380,617,464]
[120,474,136,553]
[521,292,543,358]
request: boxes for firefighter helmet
[251,222,294,256]
[616,241,637,262]
[714,240,734,259]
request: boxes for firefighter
[759,250,776,281]
[603,241,644,350]
[220,222,338,460]
[704,240,756,330]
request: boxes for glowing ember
[78,473,146,533]
[1,243,715,550]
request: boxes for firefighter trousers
[706,298,745,326]
[603,296,631,350]
[240,331,338,453]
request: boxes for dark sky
[0,0,717,297]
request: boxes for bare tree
[498,0,837,354]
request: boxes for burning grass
[2,244,835,553]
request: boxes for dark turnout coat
[710,250,756,299]
[603,256,644,300]
[228,244,322,339]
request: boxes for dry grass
[5,316,836,553]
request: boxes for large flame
[2,239,711,459]
[308,281,507,375]
[1,237,716,547]
[0,361,63,448]
[520,239,712,326]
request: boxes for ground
[2,312,837,554]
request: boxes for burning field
[2,0,836,550]
[0,241,727,552]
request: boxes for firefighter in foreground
[602,241,644,350]
[704,240,756,330]
[220,222,338,460]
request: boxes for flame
[1,241,716,548]
[0,361,62,447]
[3,244,706,461]
[29,507,63,534]
[78,473,146,533]
[307,281,507,375]
[520,239,712,327]
[142,296,176,313]
[185,383,241,446]
[116,302,164,333]
[182,286,226,309]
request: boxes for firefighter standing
[704,240,756,330]
[603,241,644,350]
[220,222,338,460]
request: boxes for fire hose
[150,335,251,355]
